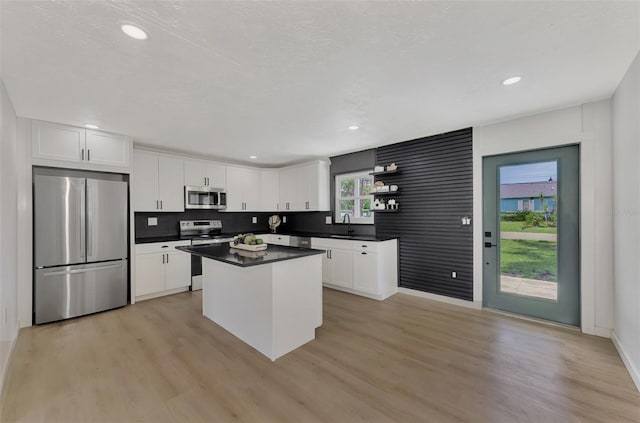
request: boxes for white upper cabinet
[260,169,280,211]
[279,167,299,211]
[158,157,185,212]
[278,161,330,212]
[85,130,130,167]
[184,159,226,188]
[225,165,261,211]
[133,151,184,212]
[184,160,208,186]
[32,121,85,163]
[225,165,244,211]
[32,120,131,171]
[133,152,159,212]
[243,168,261,211]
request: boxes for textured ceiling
[1,1,639,165]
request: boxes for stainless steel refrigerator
[34,171,128,324]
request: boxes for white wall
[473,99,614,337]
[612,51,640,390]
[0,79,19,392]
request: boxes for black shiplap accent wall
[375,128,473,300]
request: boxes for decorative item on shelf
[373,198,386,210]
[373,181,385,192]
[386,163,398,171]
[374,165,385,173]
[390,185,398,192]
[387,199,399,210]
[268,215,281,233]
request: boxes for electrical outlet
[283,216,287,223]
[451,271,457,279]
[148,217,158,226]
[252,216,257,224]
[325,216,332,224]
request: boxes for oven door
[185,186,219,209]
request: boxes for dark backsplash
[135,210,375,238]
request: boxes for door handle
[361,252,367,255]
[328,250,332,259]
[166,253,169,263]
[87,149,90,161]
[162,254,165,264]
[484,242,497,248]
[156,200,159,210]
[44,263,122,276]
[160,200,163,210]
[81,148,85,161]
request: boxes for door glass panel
[498,161,558,301]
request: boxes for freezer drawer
[35,260,127,324]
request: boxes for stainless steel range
[180,220,234,290]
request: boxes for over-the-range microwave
[184,186,227,210]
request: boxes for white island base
[202,254,322,361]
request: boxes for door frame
[482,145,581,326]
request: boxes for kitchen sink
[329,234,354,239]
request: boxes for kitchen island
[177,244,325,361]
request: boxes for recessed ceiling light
[348,125,360,130]
[249,155,257,159]
[121,24,147,40]
[502,76,522,86]
[84,124,99,129]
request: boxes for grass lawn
[500,221,557,234]
[500,239,557,281]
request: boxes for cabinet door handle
[361,245,367,248]
[162,254,165,264]
[81,148,85,161]
[328,250,332,259]
[326,250,329,259]
[361,252,367,255]
[156,200,159,210]
[87,149,90,161]
[166,253,169,263]
[160,200,163,210]
[286,202,290,210]
[277,203,279,210]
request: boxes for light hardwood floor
[2,289,639,422]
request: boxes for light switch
[451,271,457,279]
[252,216,257,224]
[147,217,158,226]
[283,216,287,223]
[325,216,332,224]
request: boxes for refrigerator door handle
[80,180,86,260]
[86,180,93,260]
[43,263,123,276]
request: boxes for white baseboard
[611,330,640,392]
[0,323,20,404]
[594,326,612,338]
[398,287,482,309]
[135,286,189,302]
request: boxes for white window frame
[335,171,374,224]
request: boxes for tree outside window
[335,172,373,224]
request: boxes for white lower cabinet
[328,248,353,288]
[311,238,398,300]
[353,250,378,294]
[135,241,191,298]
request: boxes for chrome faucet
[342,213,354,236]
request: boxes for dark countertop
[136,232,397,244]
[254,231,398,242]
[176,244,325,267]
